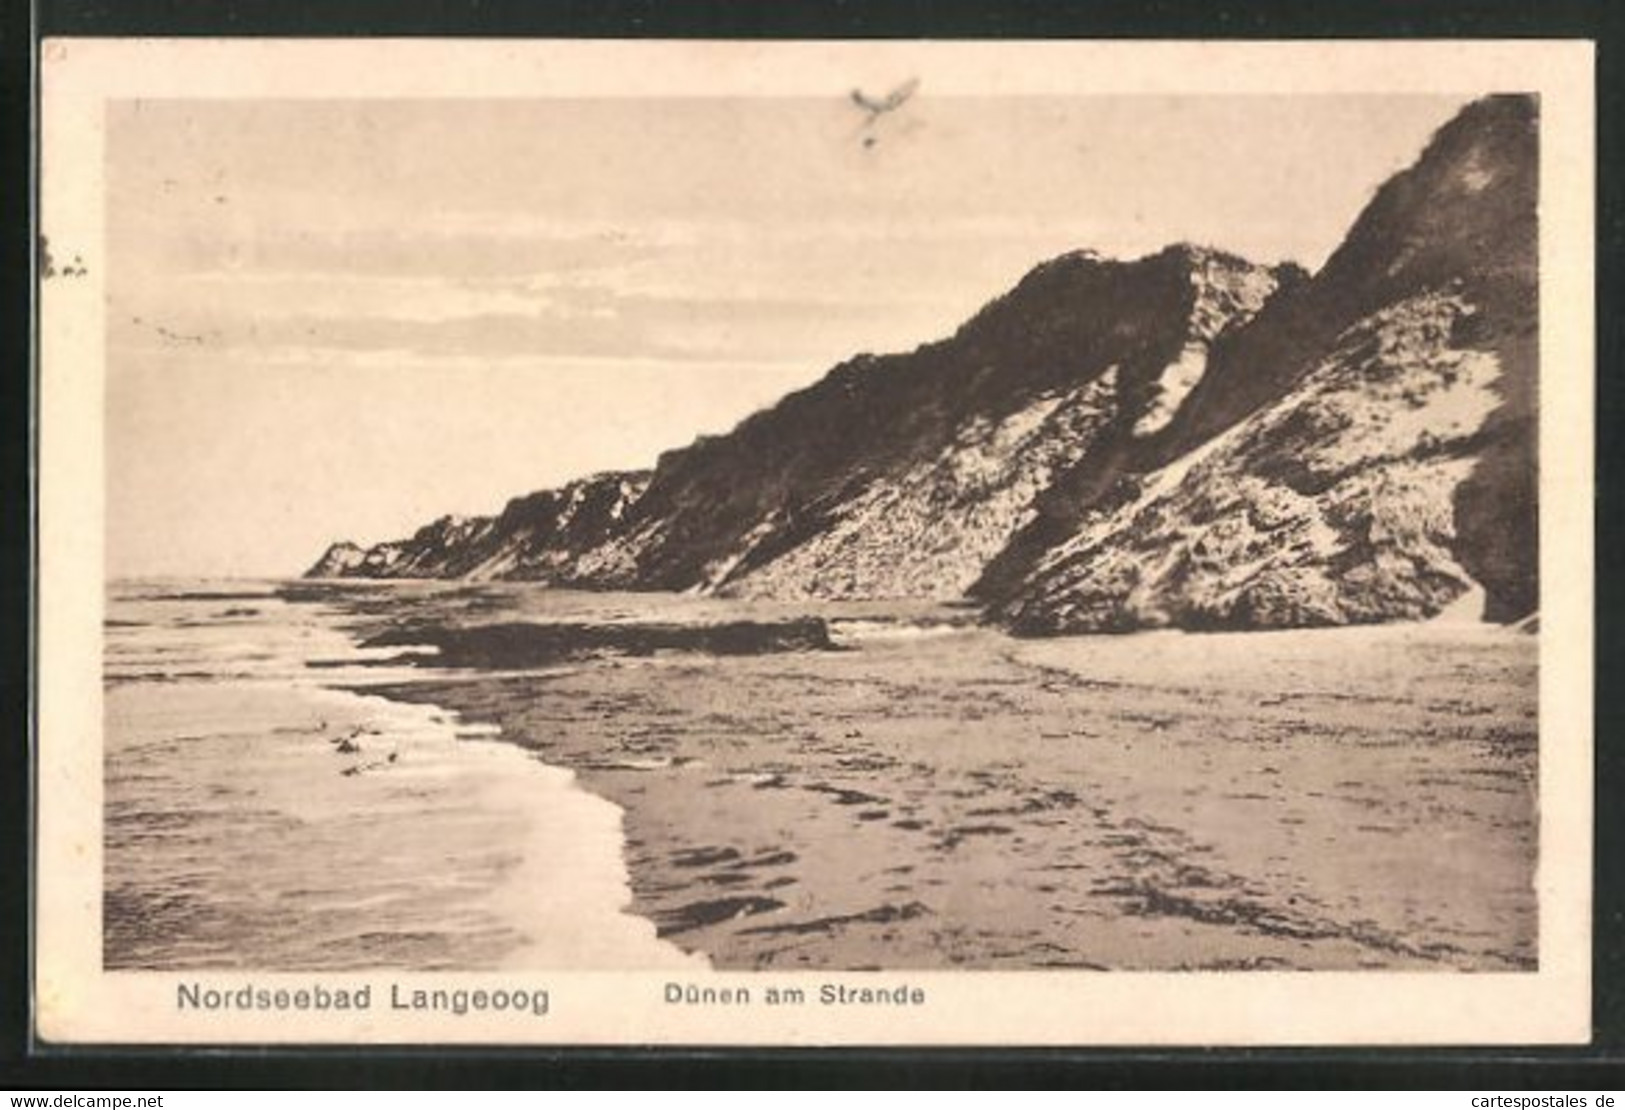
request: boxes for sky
[104,94,1472,578]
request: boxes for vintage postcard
[35,39,1594,1046]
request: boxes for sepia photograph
[34,39,1594,1046]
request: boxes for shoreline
[103,580,704,973]
[344,603,1537,972]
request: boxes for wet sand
[353,604,1536,972]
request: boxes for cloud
[172,271,557,322]
[111,193,1196,381]
[115,283,956,368]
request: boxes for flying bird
[850,77,919,127]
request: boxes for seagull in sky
[850,77,920,127]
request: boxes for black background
[4,0,1622,1090]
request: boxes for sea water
[102,579,703,971]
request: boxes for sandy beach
[340,587,1537,973]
